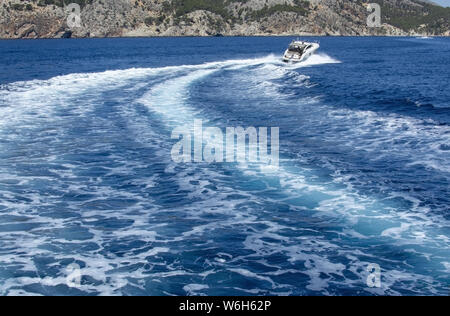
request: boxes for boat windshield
[288,44,306,54]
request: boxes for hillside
[0,0,449,38]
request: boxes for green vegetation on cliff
[165,0,310,21]
[37,0,93,8]
[171,0,232,18]
[373,0,450,33]
[1,0,449,38]
[249,1,309,21]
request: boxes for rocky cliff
[0,0,448,39]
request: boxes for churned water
[0,37,448,295]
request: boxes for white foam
[0,52,447,296]
[287,53,341,69]
[183,284,209,295]
[138,69,218,125]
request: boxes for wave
[1,52,448,295]
[286,53,341,68]
[132,58,448,294]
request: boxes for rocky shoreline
[0,0,448,39]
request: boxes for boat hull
[282,43,319,63]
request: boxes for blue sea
[0,37,448,296]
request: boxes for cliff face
[0,0,448,39]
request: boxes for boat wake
[0,53,448,296]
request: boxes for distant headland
[1,0,449,39]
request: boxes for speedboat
[283,40,320,63]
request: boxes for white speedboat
[283,40,320,63]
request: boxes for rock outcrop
[0,0,448,39]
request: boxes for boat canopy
[288,42,308,53]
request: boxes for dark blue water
[0,37,448,296]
